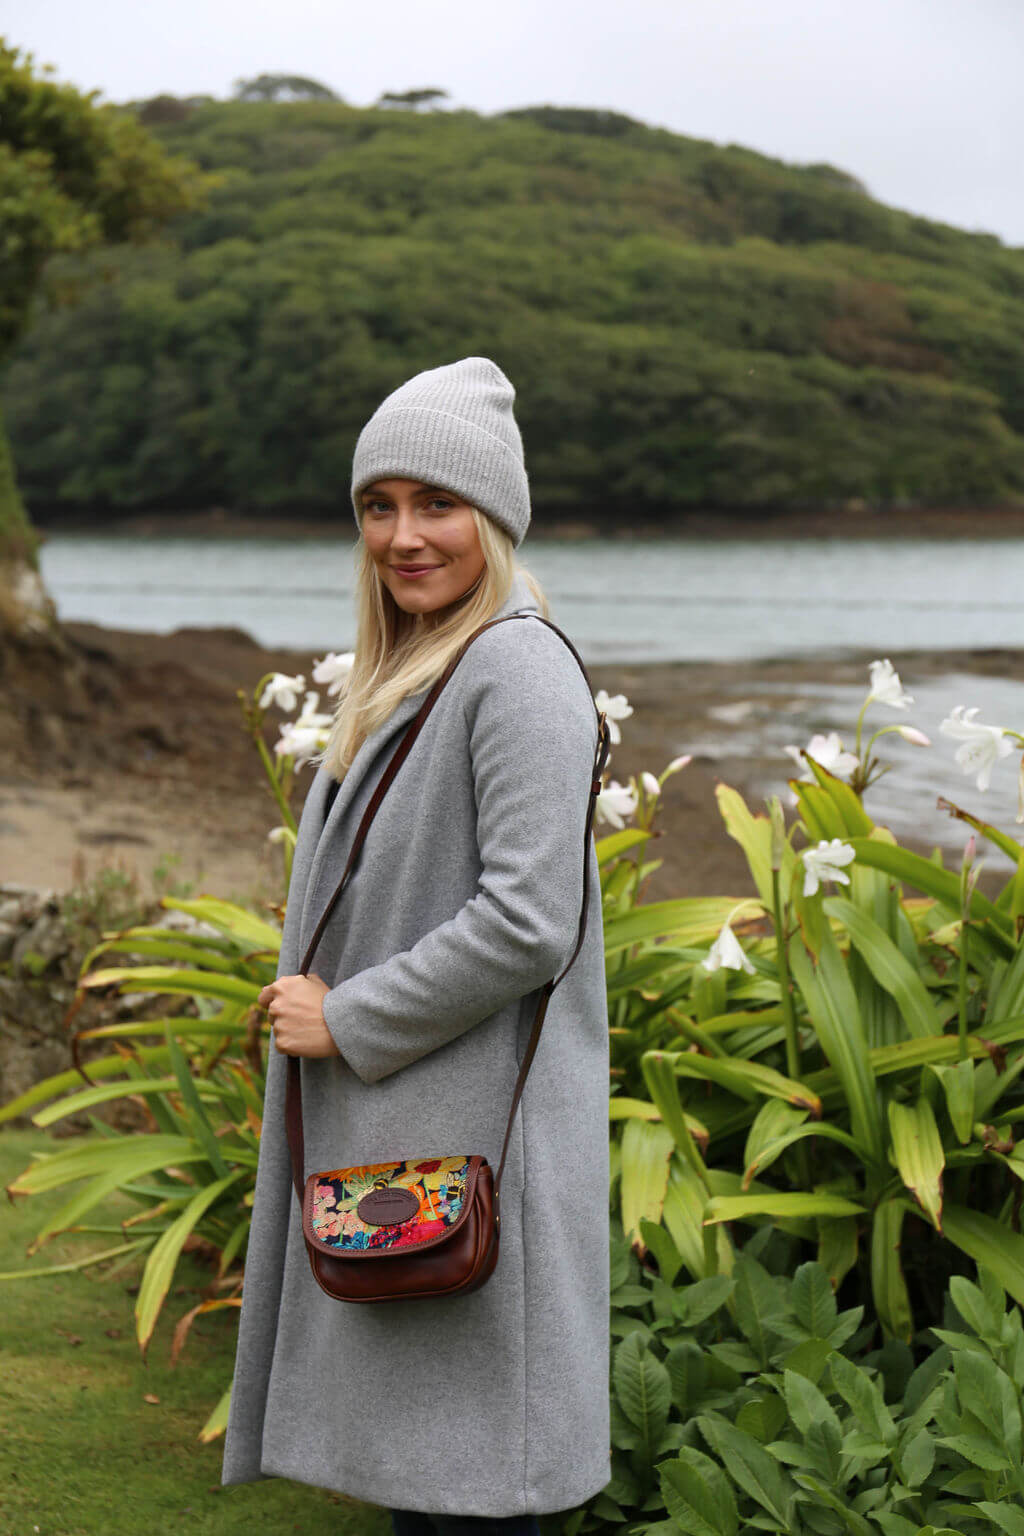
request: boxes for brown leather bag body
[284,614,609,1303]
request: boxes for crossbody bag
[283,613,609,1303]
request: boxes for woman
[221,357,610,1534]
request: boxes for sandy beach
[2,616,1019,911]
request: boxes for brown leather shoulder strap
[285,613,610,1208]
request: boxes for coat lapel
[297,572,542,958]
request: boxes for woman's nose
[392,507,426,547]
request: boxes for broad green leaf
[943,1205,1024,1309]
[677,1274,735,1327]
[949,1275,1003,1346]
[135,1170,245,1351]
[742,1117,864,1189]
[665,1339,706,1415]
[660,1448,738,1536]
[731,1255,783,1366]
[974,1503,1024,1536]
[888,1098,945,1231]
[638,1219,684,1288]
[791,1262,838,1338]
[829,1351,896,1446]
[734,1396,788,1446]
[803,757,875,835]
[613,1332,671,1445]
[872,1200,914,1342]
[928,1061,976,1146]
[824,896,943,1038]
[697,1410,793,1525]
[619,1118,674,1249]
[900,1428,935,1488]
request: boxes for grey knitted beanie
[350,356,531,547]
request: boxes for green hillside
[6,98,1024,521]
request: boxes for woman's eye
[426,499,453,512]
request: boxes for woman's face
[359,479,486,618]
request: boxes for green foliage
[584,1240,1024,1534]
[3,95,1023,516]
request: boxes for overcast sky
[9,0,1023,246]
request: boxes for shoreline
[30,502,1024,544]
[1,617,1019,908]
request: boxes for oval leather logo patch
[356,1187,420,1227]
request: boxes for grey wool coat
[221,574,611,1519]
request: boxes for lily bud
[897,726,931,747]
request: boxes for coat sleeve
[319,622,599,1084]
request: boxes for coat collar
[296,569,541,956]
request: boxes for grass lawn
[0,1129,391,1536]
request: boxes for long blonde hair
[315,507,547,778]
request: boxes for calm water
[39,530,1024,866]
[38,531,1024,663]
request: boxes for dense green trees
[0,39,201,631]
[5,96,1023,522]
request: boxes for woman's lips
[392,564,441,578]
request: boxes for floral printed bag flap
[283,614,610,1304]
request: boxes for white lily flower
[801,838,856,897]
[784,732,859,783]
[703,920,756,975]
[312,651,355,696]
[295,690,333,729]
[595,779,638,830]
[641,771,661,798]
[594,690,634,746]
[868,659,914,709]
[939,705,1014,792]
[259,672,306,712]
[274,722,330,765]
[897,726,931,747]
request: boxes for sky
[8,0,1023,247]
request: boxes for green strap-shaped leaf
[160,895,282,948]
[80,965,260,1004]
[789,925,884,1165]
[871,1199,914,1342]
[943,1204,1024,1311]
[135,1169,246,1351]
[619,1117,674,1249]
[604,897,757,954]
[198,1385,232,1444]
[705,1192,864,1225]
[6,1134,205,1195]
[595,828,651,865]
[846,838,1014,949]
[165,1027,230,1178]
[928,1060,976,1145]
[657,1049,822,1115]
[824,896,944,1039]
[888,1098,945,1231]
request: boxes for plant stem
[772,868,800,1081]
[958,917,969,1062]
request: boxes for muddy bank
[1,619,1019,909]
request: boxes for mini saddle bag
[285,613,610,1303]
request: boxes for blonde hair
[315,507,548,778]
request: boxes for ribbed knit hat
[350,356,531,547]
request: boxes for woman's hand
[259,973,340,1058]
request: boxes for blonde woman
[222,358,610,1535]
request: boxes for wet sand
[1,620,1019,909]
